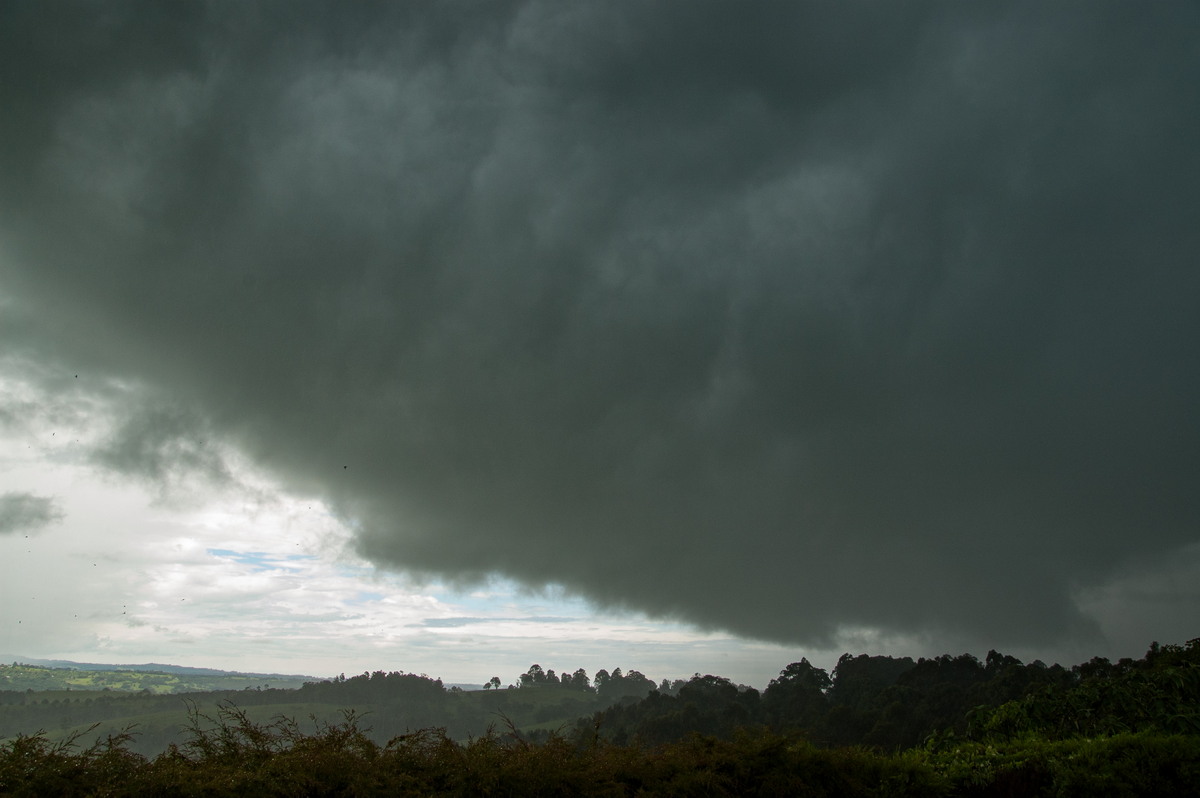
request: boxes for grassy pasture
[0,663,311,694]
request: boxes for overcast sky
[1,1,1198,687]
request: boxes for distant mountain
[0,655,321,681]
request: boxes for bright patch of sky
[0,369,833,687]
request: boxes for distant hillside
[0,656,318,680]
[0,661,319,694]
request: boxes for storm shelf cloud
[1,1,1198,658]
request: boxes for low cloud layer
[2,1,1198,653]
[0,492,64,536]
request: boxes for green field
[0,663,313,694]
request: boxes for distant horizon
[0,655,323,681]
[7,632,1184,694]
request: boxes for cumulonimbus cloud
[1,1,1198,651]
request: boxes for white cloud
[0,371,832,685]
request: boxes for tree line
[2,638,1197,771]
[567,639,1200,750]
[491,663,659,701]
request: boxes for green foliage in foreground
[1,702,1197,797]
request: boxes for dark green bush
[2,702,1198,797]
[919,732,1200,798]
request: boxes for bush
[919,732,1200,798]
[2,702,1198,796]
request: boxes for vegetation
[0,663,312,694]
[1,639,1197,794]
[0,666,621,757]
[2,707,1197,796]
[971,641,1200,739]
[575,640,1200,752]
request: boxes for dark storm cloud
[2,1,1198,651]
[0,492,64,536]
[90,405,232,489]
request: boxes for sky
[1,1,1198,688]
